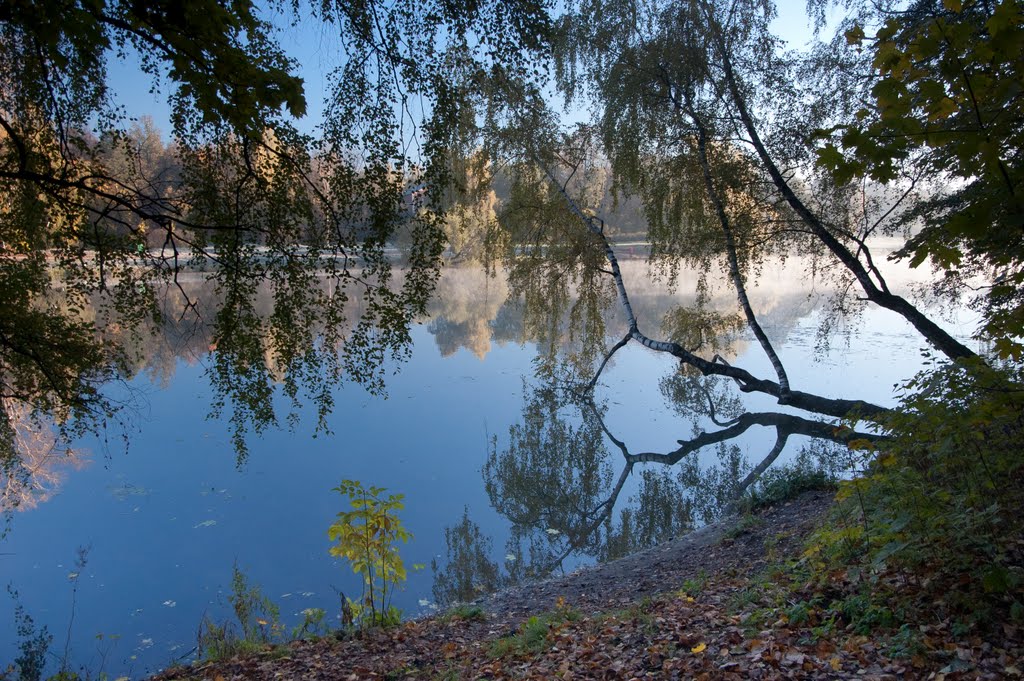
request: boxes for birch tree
[0,0,550,464]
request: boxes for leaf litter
[152,492,1022,680]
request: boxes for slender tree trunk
[714,45,976,361]
[689,101,791,395]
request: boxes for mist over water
[0,258,974,677]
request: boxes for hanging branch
[704,12,976,361]
[684,94,791,396]
[534,157,889,421]
[583,331,632,393]
[733,430,789,499]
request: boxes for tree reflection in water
[1,398,89,515]
[431,508,508,606]
[433,381,876,605]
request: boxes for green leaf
[982,565,1011,593]
[872,540,910,567]
[845,25,866,45]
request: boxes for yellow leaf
[691,642,707,654]
[830,656,842,671]
[847,438,877,451]
[929,97,958,122]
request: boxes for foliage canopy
[0,0,550,467]
[816,0,1024,357]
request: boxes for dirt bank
[154,492,837,680]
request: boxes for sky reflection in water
[0,261,973,677]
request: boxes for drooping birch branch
[688,98,791,396]
[704,12,976,362]
[534,159,890,421]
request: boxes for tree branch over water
[485,384,880,576]
[534,157,890,421]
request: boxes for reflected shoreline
[2,254,950,515]
[0,257,964,678]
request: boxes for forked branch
[535,159,890,421]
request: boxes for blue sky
[104,0,827,139]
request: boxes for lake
[0,257,977,678]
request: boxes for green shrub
[441,604,486,622]
[807,358,1024,631]
[328,480,418,629]
[742,446,841,512]
[838,594,897,634]
[886,624,926,659]
[198,565,282,661]
[785,598,819,626]
[292,608,329,640]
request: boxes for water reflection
[430,508,508,606]
[434,375,874,603]
[426,267,510,359]
[483,387,614,577]
[2,253,890,536]
[601,468,694,563]
[37,258,831,399]
[2,257,870,521]
[132,256,829,379]
[1,257,940,675]
[1,398,89,513]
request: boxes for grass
[488,603,580,658]
[440,604,486,623]
[722,513,763,540]
[676,570,709,597]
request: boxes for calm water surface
[0,260,975,677]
